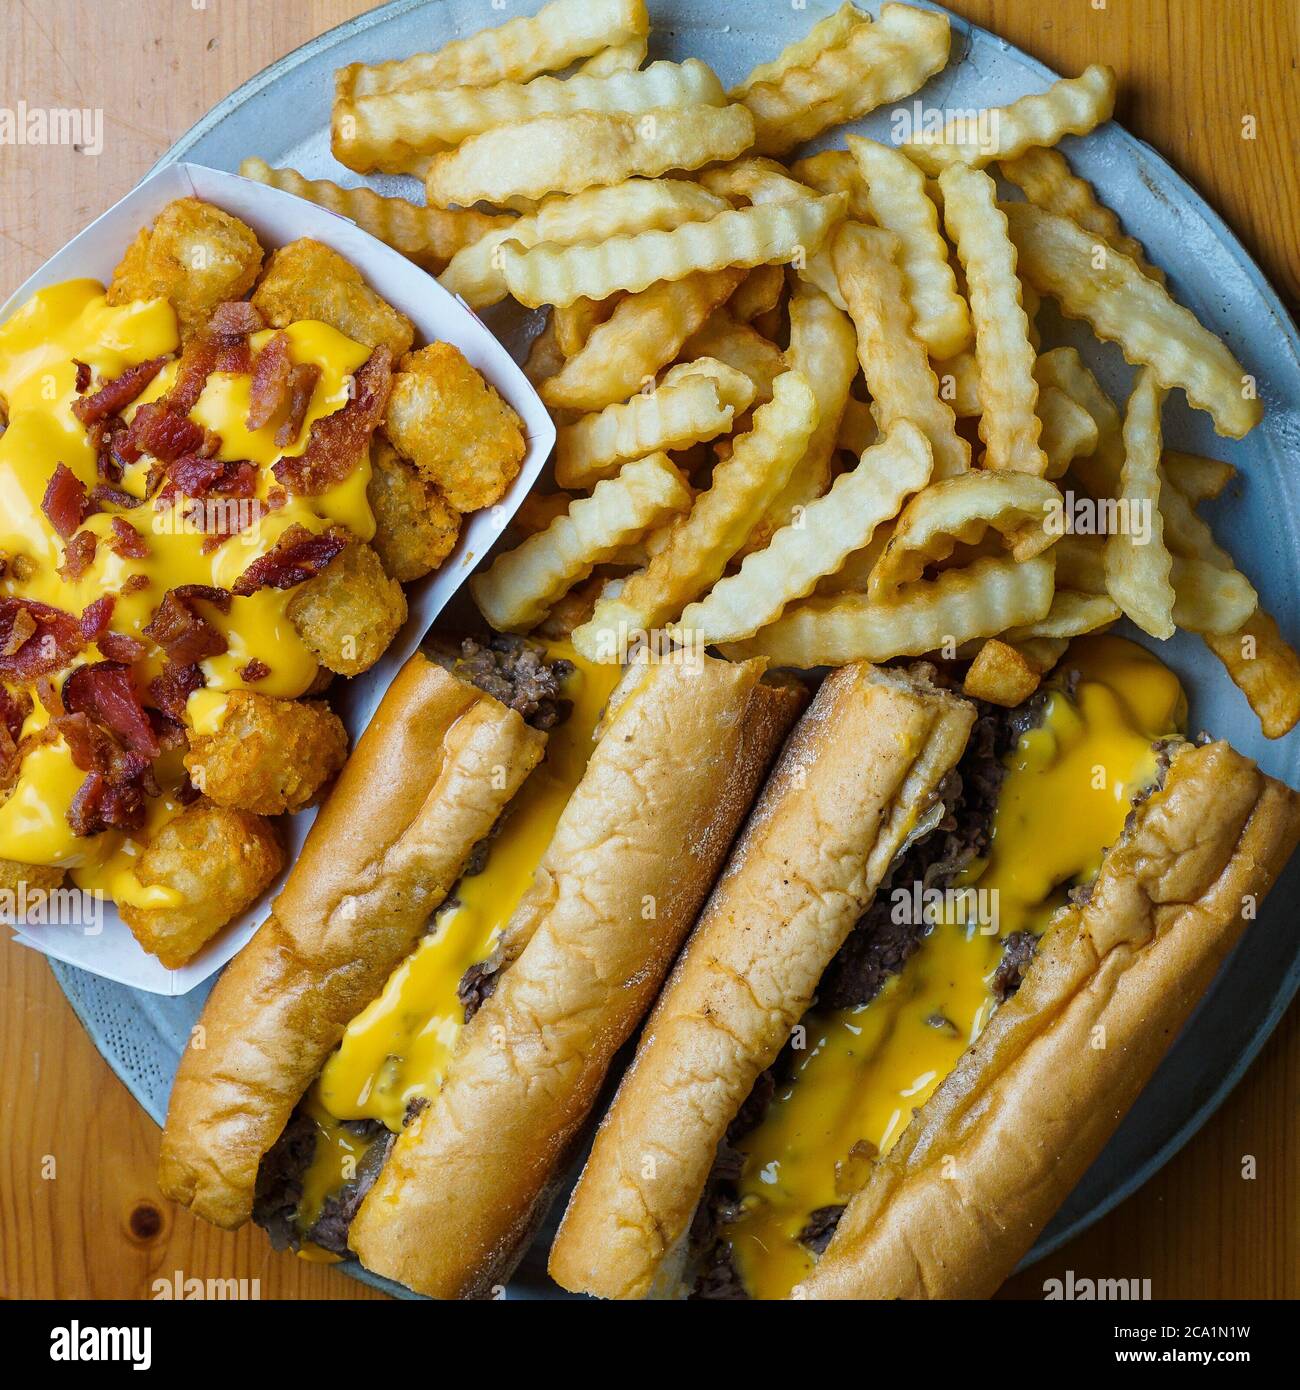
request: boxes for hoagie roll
[346,651,804,1297]
[800,737,1300,1299]
[550,636,1300,1299]
[159,651,547,1228]
[549,660,975,1298]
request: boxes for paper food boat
[2,160,555,993]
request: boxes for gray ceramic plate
[44,0,1300,1299]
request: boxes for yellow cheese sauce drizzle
[291,642,623,1240]
[0,279,373,904]
[726,636,1187,1300]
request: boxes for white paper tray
[4,159,555,993]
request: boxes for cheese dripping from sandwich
[285,639,622,1250]
[713,636,1186,1300]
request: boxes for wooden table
[1,0,1296,1301]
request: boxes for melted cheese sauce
[0,279,374,902]
[290,643,623,1243]
[725,636,1186,1300]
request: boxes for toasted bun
[347,655,805,1297]
[158,656,545,1228]
[799,739,1300,1299]
[548,662,976,1299]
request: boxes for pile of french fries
[241,0,1300,738]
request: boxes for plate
[47,0,1300,1298]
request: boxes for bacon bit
[64,662,159,759]
[232,525,346,596]
[0,686,30,747]
[90,416,131,483]
[58,530,98,583]
[1,610,35,658]
[125,401,207,465]
[247,331,293,432]
[238,658,271,683]
[36,676,65,719]
[165,455,257,501]
[143,585,231,666]
[198,427,224,458]
[205,303,263,377]
[42,463,90,539]
[121,573,151,596]
[89,482,137,512]
[0,686,31,785]
[67,769,148,836]
[106,517,149,560]
[207,301,265,337]
[0,598,84,680]
[99,631,147,664]
[166,339,218,414]
[72,359,92,394]
[274,347,391,495]
[275,362,322,449]
[71,356,167,426]
[80,596,116,642]
[154,712,189,755]
[149,661,204,722]
[265,485,288,511]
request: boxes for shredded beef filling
[436,634,574,730]
[691,693,1044,1300]
[250,1054,432,1251]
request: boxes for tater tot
[184,691,349,816]
[384,342,525,512]
[107,197,264,339]
[367,437,461,582]
[0,857,65,897]
[121,802,284,969]
[287,540,407,676]
[251,238,415,357]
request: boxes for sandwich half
[549,635,1300,1299]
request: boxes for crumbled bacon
[275,362,322,449]
[1,609,36,658]
[232,525,346,596]
[149,661,204,722]
[266,485,287,511]
[125,401,207,465]
[107,516,149,560]
[238,658,271,683]
[98,630,147,664]
[42,463,90,539]
[166,339,218,414]
[153,711,188,754]
[67,768,148,836]
[206,301,264,375]
[207,301,264,337]
[57,530,98,583]
[165,454,257,501]
[72,359,92,394]
[247,331,293,432]
[0,598,84,680]
[0,685,29,748]
[121,573,151,595]
[142,585,230,666]
[64,661,159,759]
[90,416,132,483]
[89,482,137,512]
[71,356,167,426]
[36,676,64,719]
[273,347,391,495]
[80,596,115,642]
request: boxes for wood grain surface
[1,0,1296,1301]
